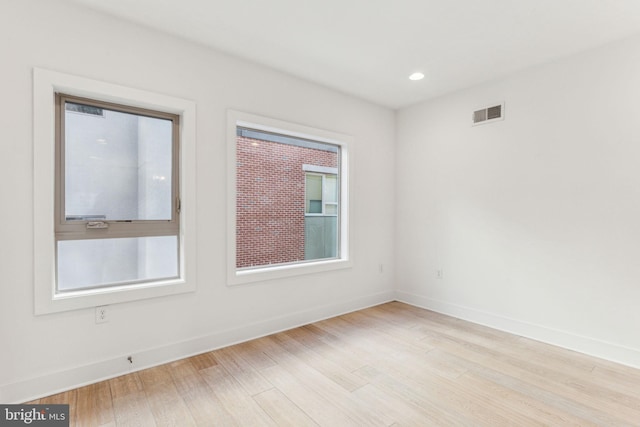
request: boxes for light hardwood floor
[28,302,640,426]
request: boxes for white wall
[0,0,395,402]
[396,34,640,368]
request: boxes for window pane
[325,203,338,215]
[64,102,173,221]
[309,200,322,213]
[57,236,178,291]
[305,174,322,213]
[236,127,340,268]
[325,175,338,203]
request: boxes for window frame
[55,93,181,237]
[227,110,353,286]
[54,94,182,292]
[34,68,197,314]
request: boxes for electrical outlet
[437,269,444,279]
[379,263,384,273]
[95,306,108,324]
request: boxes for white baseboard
[396,290,640,370]
[2,291,395,403]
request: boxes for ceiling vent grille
[472,103,504,126]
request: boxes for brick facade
[236,135,338,268]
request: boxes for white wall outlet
[95,306,108,324]
[437,269,444,279]
[379,263,384,273]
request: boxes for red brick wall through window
[236,135,338,268]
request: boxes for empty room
[2,0,640,425]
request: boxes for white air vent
[472,103,504,126]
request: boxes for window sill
[229,258,353,286]
[39,278,195,314]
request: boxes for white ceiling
[68,0,640,109]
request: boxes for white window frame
[34,68,197,314]
[227,110,353,285]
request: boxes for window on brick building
[228,111,352,284]
[305,173,338,215]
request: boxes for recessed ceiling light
[409,72,425,81]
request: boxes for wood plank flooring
[27,302,640,426]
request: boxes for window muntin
[55,94,180,292]
[235,126,341,270]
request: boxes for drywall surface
[396,34,640,367]
[0,0,395,402]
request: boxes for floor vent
[472,103,504,126]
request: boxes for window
[228,111,352,285]
[34,69,196,314]
[305,172,338,216]
[55,94,180,292]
